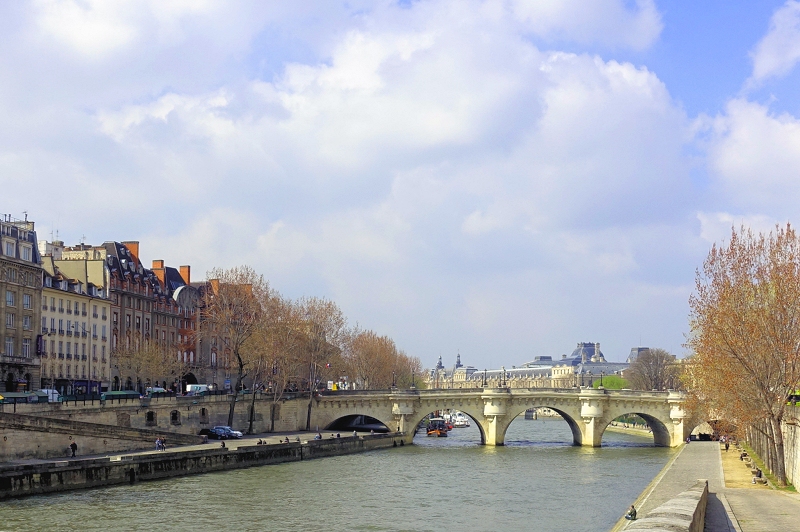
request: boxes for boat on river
[427,418,449,437]
[452,412,470,428]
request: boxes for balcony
[58,329,64,335]
[66,353,72,359]
[58,308,64,313]
[81,355,87,361]
[50,306,55,311]
[66,331,72,337]
[92,356,97,362]
[101,336,107,342]
[102,315,107,321]
[82,311,87,316]
[92,334,98,340]
[50,327,56,334]
[81,332,87,338]
[58,353,64,359]
[41,327,48,334]
[92,313,98,318]
[66,309,72,315]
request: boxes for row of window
[3,267,38,286]
[41,339,107,358]
[3,337,31,357]
[2,239,33,261]
[5,291,33,309]
[42,364,106,380]
[5,313,32,330]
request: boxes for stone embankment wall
[0,395,308,460]
[746,405,800,485]
[624,480,708,532]
[0,433,403,500]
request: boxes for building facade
[39,244,112,394]
[0,215,42,392]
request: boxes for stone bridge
[312,387,687,447]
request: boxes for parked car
[213,426,243,438]
[205,427,229,440]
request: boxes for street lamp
[392,371,396,389]
[411,370,415,389]
[482,368,487,388]
[600,371,605,388]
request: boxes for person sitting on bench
[752,468,763,484]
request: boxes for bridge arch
[600,408,674,447]
[501,402,584,446]
[406,408,486,444]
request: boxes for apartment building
[0,215,42,392]
[39,243,111,394]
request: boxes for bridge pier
[481,390,512,446]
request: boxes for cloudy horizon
[4,0,799,369]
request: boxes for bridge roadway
[313,387,688,447]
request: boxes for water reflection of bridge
[313,387,687,447]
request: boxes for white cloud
[511,0,663,50]
[1,0,702,367]
[696,212,782,245]
[706,98,800,212]
[749,0,800,84]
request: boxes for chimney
[121,241,140,264]
[152,260,166,285]
[210,279,220,295]
[179,265,191,285]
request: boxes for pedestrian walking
[70,441,78,457]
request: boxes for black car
[205,427,228,440]
[213,426,243,439]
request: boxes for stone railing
[624,479,708,532]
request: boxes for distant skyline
[3,1,799,368]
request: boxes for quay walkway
[0,430,358,469]
[615,440,800,531]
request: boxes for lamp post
[411,370,415,389]
[600,371,605,388]
[392,371,396,389]
[482,368,487,388]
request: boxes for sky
[3,0,800,369]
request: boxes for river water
[0,418,675,532]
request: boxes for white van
[185,384,209,395]
[38,389,60,403]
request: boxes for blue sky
[3,0,800,369]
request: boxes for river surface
[0,418,675,532]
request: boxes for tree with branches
[626,348,679,391]
[204,266,270,427]
[688,223,800,486]
[297,297,347,430]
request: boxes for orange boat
[427,418,449,437]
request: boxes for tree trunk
[227,353,245,427]
[247,388,258,434]
[770,415,787,486]
[270,402,276,432]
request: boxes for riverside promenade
[0,430,402,499]
[613,440,800,531]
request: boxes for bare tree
[626,348,678,391]
[297,297,347,430]
[204,266,270,427]
[688,223,800,485]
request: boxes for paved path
[620,441,800,532]
[0,430,344,468]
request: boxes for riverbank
[0,431,404,500]
[604,423,654,439]
[611,441,800,531]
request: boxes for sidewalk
[619,441,800,532]
[0,430,344,469]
